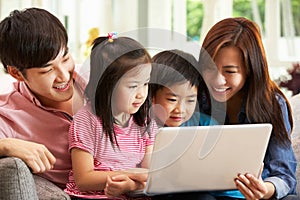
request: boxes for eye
[187,99,196,103]
[40,68,53,74]
[167,98,177,102]
[129,85,138,89]
[63,56,70,62]
[223,66,239,74]
[225,70,237,74]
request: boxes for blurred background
[0,0,300,96]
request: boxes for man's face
[16,49,75,108]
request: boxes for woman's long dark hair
[85,36,152,146]
[199,17,293,147]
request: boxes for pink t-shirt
[64,104,157,199]
[0,75,85,188]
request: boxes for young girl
[199,17,297,199]
[64,34,157,199]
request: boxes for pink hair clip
[108,32,117,42]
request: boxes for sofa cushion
[0,157,38,200]
[291,94,300,195]
[34,175,71,200]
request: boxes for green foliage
[186,0,203,41]
[186,0,299,41]
[233,0,265,32]
[291,0,300,35]
[233,0,253,19]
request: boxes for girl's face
[112,63,152,116]
[202,46,247,103]
[152,82,198,127]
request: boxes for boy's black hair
[150,49,210,114]
[0,8,68,73]
[150,49,203,97]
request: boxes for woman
[199,17,297,200]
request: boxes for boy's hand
[0,138,56,173]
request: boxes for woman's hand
[235,173,275,200]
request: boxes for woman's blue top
[209,95,297,199]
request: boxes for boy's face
[152,82,198,127]
[11,49,75,108]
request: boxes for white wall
[0,0,299,86]
[0,69,15,94]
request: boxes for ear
[152,95,156,104]
[7,66,25,81]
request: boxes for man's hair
[0,7,68,72]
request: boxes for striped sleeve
[146,119,158,146]
[68,105,100,156]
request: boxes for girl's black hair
[85,36,152,146]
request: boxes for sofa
[0,157,70,200]
[291,94,300,195]
[293,136,300,195]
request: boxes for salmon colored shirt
[0,74,85,188]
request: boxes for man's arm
[0,138,56,173]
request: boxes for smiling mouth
[53,81,70,91]
[213,87,229,92]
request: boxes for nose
[56,64,71,82]
[174,100,185,113]
[214,71,226,86]
[136,85,148,99]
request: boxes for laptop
[127,123,272,196]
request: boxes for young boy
[150,49,216,128]
[0,8,84,199]
[150,49,217,200]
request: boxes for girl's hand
[125,168,148,183]
[104,174,145,197]
[235,173,275,200]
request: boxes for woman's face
[202,46,247,103]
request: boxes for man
[0,8,84,199]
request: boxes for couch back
[291,94,300,194]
